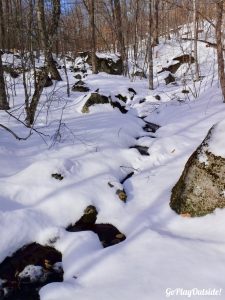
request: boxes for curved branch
[0,124,32,140]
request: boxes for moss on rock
[170,127,225,217]
[82,93,109,113]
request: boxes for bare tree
[154,0,159,45]
[25,68,48,127]
[37,0,62,81]
[0,0,10,110]
[114,0,127,75]
[193,0,200,81]
[133,0,140,63]
[215,0,225,102]
[0,52,10,110]
[0,0,5,50]
[90,0,97,74]
[148,0,154,90]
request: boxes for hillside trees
[0,0,225,115]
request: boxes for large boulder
[82,93,109,113]
[158,54,195,74]
[159,54,195,85]
[170,122,225,217]
[72,80,90,92]
[95,54,123,75]
[78,51,123,75]
[164,72,176,85]
[82,93,128,114]
[44,76,53,87]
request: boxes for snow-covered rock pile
[75,51,123,75]
[0,243,63,299]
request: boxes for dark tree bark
[0,0,9,110]
[154,0,159,45]
[37,0,62,81]
[133,0,139,62]
[0,53,10,110]
[193,0,200,81]
[25,68,48,127]
[215,0,225,102]
[90,0,97,74]
[5,0,10,50]
[0,0,5,50]
[114,0,127,75]
[148,0,154,90]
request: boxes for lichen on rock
[81,93,109,113]
[170,124,225,217]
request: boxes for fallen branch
[182,37,225,51]
[5,110,49,144]
[0,124,32,140]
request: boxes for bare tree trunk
[148,0,154,90]
[0,0,5,50]
[90,0,97,74]
[5,0,10,50]
[215,0,225,102]
[154,0,159,45]
[25,68,48,126]
[133,0,139,63]
[0,53,10,110]
[193,0,200,81]
[37,0,62,81]
[114,0,127,75]
[0,0,10,110]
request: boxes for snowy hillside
[0,37,225,300]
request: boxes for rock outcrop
[78,51,123,75]
[82,93,127,114]
[158,54,195,85]
[44,76,53,88]
[159,54,195,74]
[82,93,109,113]
[170,123,225,217]
[72,80,90,93]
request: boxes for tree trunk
[5,0,10,50]
[154,0,159,45]
[25,69,48,127]
[0,0,9,110]
[37,0,62,81]
[215,1,225,102]
[0,0,5,49]
[46,50,61,81]
[114,0,127,75]
[133,0,139,63]
[148,0,154,90]
[193,0,200,81]
[90,0,97,74]
[0,53,10,110]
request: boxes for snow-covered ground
[1,37,225,300]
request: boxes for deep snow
[1,36,225,300]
